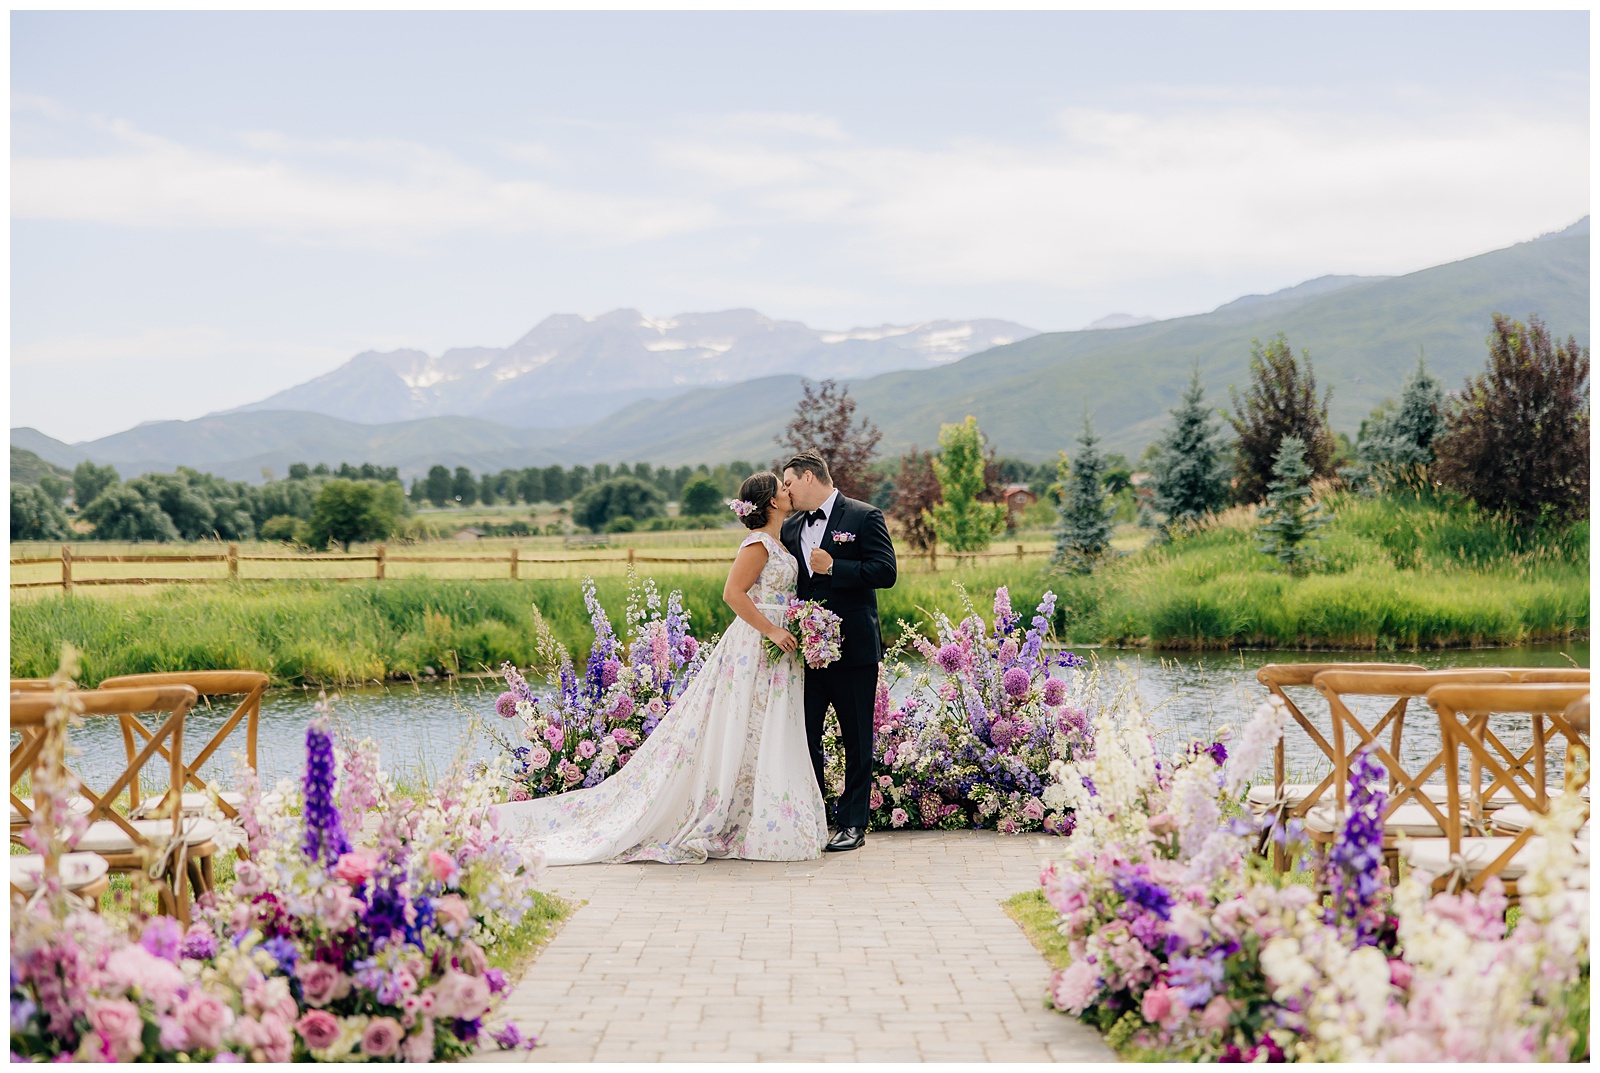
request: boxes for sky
[10,10,1590,444]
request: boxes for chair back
[1511,668,1591,684]
[96,671,269,817]
[10,679,53,691]
[1425,681,1591,892]
[1566,694,1590,737]
[11,686,197,842]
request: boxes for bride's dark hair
[735,471,781,530]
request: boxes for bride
[497,471,828,865]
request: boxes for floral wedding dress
[498,531,827,864]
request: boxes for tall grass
[10,496,1586,685]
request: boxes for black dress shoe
[824,826,865,852]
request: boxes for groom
[780,450,898,852]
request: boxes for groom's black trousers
[804,662,879,829]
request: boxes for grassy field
[10,496,1586,685]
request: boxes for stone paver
[466,831,1113,1063]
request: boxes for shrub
[571,477,665,532]
[678,476,722,516]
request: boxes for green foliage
[69,459,119,507]
[259,515,307,544]
[307,480,406,550]
[1149,366,1233,531]
[80,483,180,541]
[679,475,723,516]
[1227,334,1337,504]
[10,447,74,491]
[1256,437,1327,576]
[571,477,666,532]
[1433,313,1590,528]
[1355,351,1445,471]
[451,466,477,507]
[1054,418,1116,574]
[926,416,1007,552]
[11,485,71,540]
[605,515,638,533]
[425,465,453,507]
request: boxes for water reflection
[52,642,1587,796]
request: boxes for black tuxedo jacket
[781,493,898,667]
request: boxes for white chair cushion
[1401,835,1591,885]
[1249,783,1502,814]
[73,817,219,854]
[1489,803,1593,836]
[9,796,94,825]
[1306,802,1454,838]
[10,852,110,893]
[130,790,246,818]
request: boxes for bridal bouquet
[764,598,843,668]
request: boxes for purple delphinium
[139,917,183,962]
[500,662,537,704]
[582,581,620,703]
[1326,747,1388,946]
[992,586,1018,635]
[258,935,299,975]
[491,1021,539,1051]
[1168,949,1226,1009]
[302,720,352,865]
[179,922,219,961]
[1018,591,1057,668]
[1111,864,1174,920]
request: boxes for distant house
[1001,484,1038,523]
[454,527,484,541]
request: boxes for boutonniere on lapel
[831,531,856,543]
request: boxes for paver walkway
[467,830,1114,1062]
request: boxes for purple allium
[989,719,1018,750]
[139,916,184,962]
[609,694,635,720]
[1002,667,1030,698]
[1043,677,1067,707]
[495,692,518,719]
[997,638,1019,664]
[679,635,698,660]
[935,643,967,674]
[302,720,352,865]
[600,659,622,688]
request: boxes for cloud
[12,103,720,249]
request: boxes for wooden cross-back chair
[1252,663,1425,863]
[1411,683,1591,900]
[8,687,111,911]
[96,671,269,823]
[10,686,218,924]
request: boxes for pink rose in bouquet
[765,598,843,668]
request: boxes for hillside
[13,219,1588,478]
[10,445,72,487]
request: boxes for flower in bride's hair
[726,499,756,518]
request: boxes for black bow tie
[804,509,827,525]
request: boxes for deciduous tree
[71,461,119,510]
[308,480,405,551]
[425,465,453,507]
[776,378,883,501]
[925,416,1006,553]
[890,447,942,553]
[1432,314,1590,528]
[1227,334,1336,504]
[679,476,723,516]
[571,477,666,532]
[11,486,71,541]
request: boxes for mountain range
[13,218,1588,482]
[232,311,1038,427]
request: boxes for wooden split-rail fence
[11,542,1054,592]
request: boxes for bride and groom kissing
[500,449,898,865]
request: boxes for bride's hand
[766,627,798,653]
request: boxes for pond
[49,642,1590,799]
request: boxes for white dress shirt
[799,489,839,577]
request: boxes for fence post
[228,542,239,580]
[509,546,519,580]
[929,545,937,573]
[61,544,72,594]
[1016,543,1024,561]
[628,547,636,568]
[375,544,387,580]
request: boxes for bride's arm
[723,542,798,653]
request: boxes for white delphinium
[1225,695,1287,799]
[1168,754,1221,860]
[1051,686,1159,847]
[1259,906,1393,1061]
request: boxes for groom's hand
[809,548,833,575]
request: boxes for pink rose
[295,1010,341,1051]
[1050,960,1100,1015]
[232,859,267,898]
[1389,958,1413,989]
[400,1017,435,1063]
[89,999,145,1059]
[238,1012,292,1063]
[1141,983,1174,1027]
[361,1016,403,1059]
[562,763,584,787]
[1200,996,1233,1032]
[179,990,233,1051]
[890,808,909,828]
[434,969,492,1021]
[869,790,884,810]
[1022,798,1045,821]
[295,960,351,1008]
[434,893,473,937]
[428,850,461,886]
[543,725,564,749]
[334,850,376,886]
[511,786,531,802]
[528,746,552,768]
[577,738,598,760]
[1146,813,1178,836]
[457,939,489,976]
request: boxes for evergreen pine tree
[1355,351,1445,471]
[1256,436,1327,576]
[1054,417,1115,574]
[1149,367,1232,534]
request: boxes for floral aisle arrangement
[1038,692,1591,1061]
[823,586,1094,834]
[762,598,843,667]
[488,575,706,800]
[11,657,549,1063]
